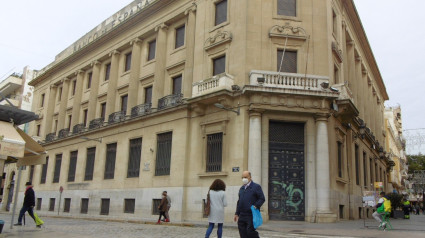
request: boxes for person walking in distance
[205,179,227,238]
[234,171,265,238]
[14,182,40,227]
[163,191,171,222]
[156,191,168,224]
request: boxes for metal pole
[58,192,62,215]
[9,166,23,229]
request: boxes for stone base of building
[314,211,337,223]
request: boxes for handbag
[204,190,211,216]
[251,205,263,229]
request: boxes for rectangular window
[81,198,89,214]
[369,158,373,184]
[121,95,128,115]
[337,142,343,178]
[125,52,132,72]
[68,115,72,129]
[148,40,156,61]
[355,145,360,185]
[87,72,92,89]
[84,147,96,181]
[277,0,296,17]
[100,198,110,215]
[64,198,71,213]
[54,120,58,132]
[175,25,185,49]
[339,205,344,219]
[36,198,42,210]
[68,151,78,182]
[145,86,153,104]
[28,165,35,184]
[105,63,111,81]
[49,198,55,211]
[36,125,41,137]
[155,132,172,176]
[215,0,227,26]
[101,102,106,119]
[83,109,88,127]
[124,199,135,213]
[206,133,223,172]
[363,152,367,186]
[277,50,297,73]
[152,199,161,215]
[332,9,337,35]
[213,55,226,76]
[53,154,62,183]
[58,87,62,101]
[172,75,182,95]
[40,93,45,107]
[128,138,142,178]
[72,80,76,96]
[104,143,117,179]
[40,157,49,184]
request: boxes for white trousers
[372,211,382,223]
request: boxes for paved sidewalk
[1,212,424,237]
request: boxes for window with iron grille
[172,75,182,95]
[206,133,223,172]
[53,154,62,183]
[40,157,49,184]
[68,151,78,182]
[104,143,117,179]
[155,132,172,176]
[87,72,92,89]
[215,0,227,26]
[124,199,135,213]
[277,0,296,17]
[337,142,343,178]
[49,198,55,211]
[36,198,42,210]
[105,63,111,81]
[29,165,35,183]
[148,40,156,61]
[277,50,297,73]
[128,138,142,178]
[152,199,161,215]
[355,145,360,185]
[84,147,96,181]
[81,198,89,214]
[100,198,110,215]
[213,55,225,76]
[125,52,132,72]
[175,25,185,49]
[121,95,128,115]
[100,102,106,119]
[64,198,71,212]
[145,86,152,103]
[363,152,367,186]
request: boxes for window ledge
[198,172,228,177]
[336,177,348,184]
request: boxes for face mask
[242,178,249,185]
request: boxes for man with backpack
[372,192,391,228]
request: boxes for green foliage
[387,193,403,210]
[407,154,425,173]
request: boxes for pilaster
[44,84,57,135]
[248,110,262,184]
[71,70,85,128]
[57,77,70,130]
[183,4,197,99]
[105,50,121,117]
[151,23,168,108]
[87,60,102,122]
[127,37,143,114]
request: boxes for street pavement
[1,212,425,238]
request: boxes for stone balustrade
[192,73,235,98]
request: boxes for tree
[407,154,425,173]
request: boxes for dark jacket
[23,186,35,207]
[235,181,265,216]
[158,196,168,212]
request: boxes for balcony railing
[108,111,126,124]
[58,128,69,139]
[249,70,329,91]
[131,102,152,118]
[89,118,104,130]
[72,123,86,134]
[158,93,183,110]
[192,73,235,98]
[45,132,56,142]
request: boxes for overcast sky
[0,0,423,154]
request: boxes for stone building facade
[22,0,390,222]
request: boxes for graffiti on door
[272,180,304,212]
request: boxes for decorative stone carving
[269,23,308,40]
[332,41,343,63]
[204,30,232,51]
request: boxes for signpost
[58,186,63,215]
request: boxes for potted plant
[386,193,404,218]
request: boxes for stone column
[314,113,337,222]
[105,50,121,117]
[248,110,262,184]
[183,4,197,98]
[127,37,143,114]
[71,70,85,128]
[151,23,168,108]
[44,85,57,134]
[57,78,70,130]
[355,57,364,116]
[87,61,101,122]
